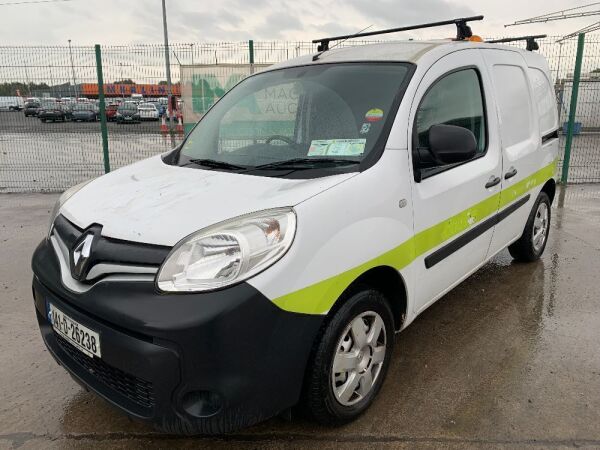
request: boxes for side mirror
[428,124,477,164]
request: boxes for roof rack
[487,34,547,51]
[312,15,484,52]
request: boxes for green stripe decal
[272,160,557,315]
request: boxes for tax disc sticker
[308,139,366,156]
[365,108,384,122]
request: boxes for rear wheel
[508,191,551,262]
[302,288,394,425]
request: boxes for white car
[137,102,159,120]
[32,19,558,435]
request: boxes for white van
[0,96,25,111]
[32,23,558,434]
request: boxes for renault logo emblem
[70,232,96,281]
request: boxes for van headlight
[48,180,93,238]
[157,208,296,292]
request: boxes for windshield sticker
[365,108,384,122]
[359,123,371,134]
[308,139,366,157]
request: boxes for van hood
[60,155,355,246]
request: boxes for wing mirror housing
[427,124,477,164]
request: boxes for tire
[301,287,394,426]
[508,191,551,262]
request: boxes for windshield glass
[177,63,411,174]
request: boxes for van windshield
[176,63,412,176]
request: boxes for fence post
[94,44,110,174]
[249,39,254,74]
[561,33,585,184]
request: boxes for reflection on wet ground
[0,184,599,449]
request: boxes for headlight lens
[157,208,296,292]
[48,179,93,238]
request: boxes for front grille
[55,333,155,410]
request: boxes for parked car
[105,104,119,121]
[146,99,166,117]
[62,103,74,121]
[70,103,98,122]
[115,103,140,123]
[38,101,67,122]
[23,101,40,117]
[137,102,160,121]
[130,93,144,103]
[32,29,559,435]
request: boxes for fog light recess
[181,390,222,418]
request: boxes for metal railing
[0,36,599,192]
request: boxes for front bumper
[32,237,323,433]
[117,115,140,123]
[39,112,64,119]
[72,114,95,121]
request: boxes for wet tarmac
[1,185,599,449]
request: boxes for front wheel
[508,191,551,262]
[301,288,394,425]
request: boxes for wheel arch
[329,266,408,332]
[541,178,556,204]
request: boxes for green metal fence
[0,36,599,192]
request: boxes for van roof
[267,40,547,71]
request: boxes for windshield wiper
[184,158,247,171]
[252,158,361,170]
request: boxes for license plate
[49,303,101,358]
[125,117,132,120]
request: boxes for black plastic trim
[31,235,325,433]
[485,176,501,188]
[504,167,518,180]
[542,129,559,144]
[53,215,170,282]
[424,194,531,269]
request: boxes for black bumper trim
[32,236,324,433]
[425,194,531,268]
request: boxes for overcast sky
[0,0,596,45]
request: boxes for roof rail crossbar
[312,15,484,52]
[487,34,547,51]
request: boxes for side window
[415,69,487,176]
[528,67,558,136]
[218,81,301,153]
[492,65,533,148]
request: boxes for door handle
[485,175,501,189]
[504,167,518,179]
